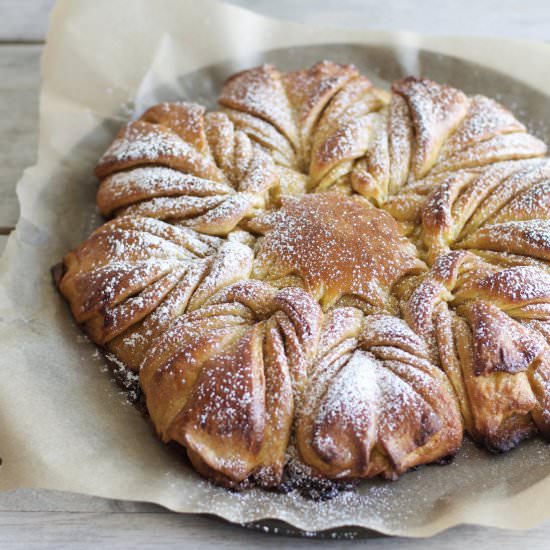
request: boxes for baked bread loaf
[56,60,550,490]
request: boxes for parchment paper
[1,0,550,537]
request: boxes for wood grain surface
[0,45,41,231]
[2,0,550,40]
[1,1,550,547]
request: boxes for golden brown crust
[56,60,550,490]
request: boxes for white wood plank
[229,0,550,39]
[1,511,550,549]
[2,0,550,42]
[1,488,550,549]
[0,0,54,42]
[0,489,162,513]
[0,45,41,230]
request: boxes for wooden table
[2,1,550,547]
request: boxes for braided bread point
[404,251,550,451]
[140,280,322,487]
[419,158,550,263]
[220,61,393,199]
[95,103,278,235]
[382,87,546,225]
[58,216,254,370]
[296,308,463,480]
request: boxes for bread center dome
[251,193,425,309]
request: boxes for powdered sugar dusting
[99,166,231,207]
[99,122,199,164]
[473,265,550,303]
[443,94,525,153]
[252,194,425,309]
